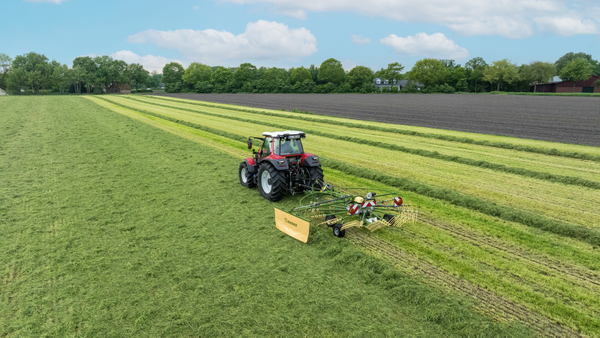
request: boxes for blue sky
[3,0,599,72]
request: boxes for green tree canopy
[318,58,345,84]
[182,62,212,85]
[559,58,595,92]
[483,59,519,91]
[347,66,374,88]
[162,62,185,92]
[234,63,256,83]
[519,61,556,92]
[376,62,405,87]
[408,58,448,88]
[127,63,149,89]
[555,52,598,75]
[290,67,312,84]
[262,67,289,83]
[210,66,233,85]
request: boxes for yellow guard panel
[274,208,310,243]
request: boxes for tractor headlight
[313,156,318,161]
[278,160,286,165]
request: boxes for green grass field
[2,95,599,337]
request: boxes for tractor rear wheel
[239,162,256,188]
[258,163,287,202]
[308,166,324,188]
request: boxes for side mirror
[247,138,252,149]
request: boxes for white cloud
[350,34,371,45]
[381,32,470,59]
[534,16,599,36]
[110,50,183,72]
[218,0,600,38]
[25,0,67,3]
[341,59,359,71]
[127,20,318,64]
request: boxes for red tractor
[239,131,323,202]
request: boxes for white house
[372,78,423,91]
[0,88,7,96]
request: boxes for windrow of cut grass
[123,96,600,190]
[131,96,600,183]
[3,96,534,337]
[146,95,600,161]
[91,96,600,337]
[95,97,600,246]
[103,96,600,230]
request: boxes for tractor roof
[262,131,305,138]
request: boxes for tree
[127,63,149,90]
[290,67,312,84]
[318,58,345,84]
[0,53,12,90]
[182,62,212,86]
[210,67,234,92]
[559,58,594,93]
[234,63,256,84]
[595,79,600,88]
[408,58,448,88]
[555,52,598,75]
[347,66,374,89]
[9,52,51,93]
[162,62,185,93]
[519,61,556,92]
[483,59,519,91]
[308,64,319,82]
[465,57,488,92]
[51,63,71,94]
[451,66,468,91]
[73,56,96,94]
[376,62,404,89]
[262,68,289,83]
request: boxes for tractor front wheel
[239,162,256,188]
[258,163,287,202]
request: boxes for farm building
[533,75,600,93]
[104,84,132,94]
[372,78,424,91]
[0,88,7,96]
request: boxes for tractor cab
[251,131,306,163]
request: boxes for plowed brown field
[154,93,600,146]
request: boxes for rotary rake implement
[275,183,417,241]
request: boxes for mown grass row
[112,97,600,229]
[145,95,600,162]
[100,97,600,247]
[123,96,600,190]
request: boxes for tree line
[0,52,161,95]
[162,52,600,94]
[1,51,598,95]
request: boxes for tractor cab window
[261,137,272,157]
[277,137,303,155]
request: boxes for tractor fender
[244,158,258,174]
[265,158,289,170]
[262,154,289,170]
[300,153,320,167]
